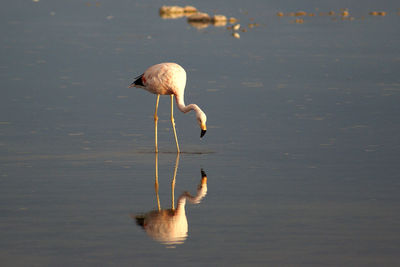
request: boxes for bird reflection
[132,153,208,247]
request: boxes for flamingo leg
[171,153,180,211]
[154,94,160,153]
[170,94,180,153]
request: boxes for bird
[129,62,207,153]
[132,153,208,247]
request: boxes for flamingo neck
[175,95,201,115]
[174,195,187,215]
[175,185,207,214]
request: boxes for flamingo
[132,153,208,246]
[129,62,207,153]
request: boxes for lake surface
[1,0,400,266]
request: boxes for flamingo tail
[129,74,144,88]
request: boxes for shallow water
[1,0,400,266]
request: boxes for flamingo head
[197,111,207,138]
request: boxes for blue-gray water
[1,0,400,266]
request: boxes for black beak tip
[200,129,207,138]
[201,168,207,177]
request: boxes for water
[1,0,400,266]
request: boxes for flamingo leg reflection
[154,153,180,211]
[154,152,161,211]
[171,153,180,211]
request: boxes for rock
[187,12,211,22]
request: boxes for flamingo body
[133,63,187,96]
[129,62,207,153]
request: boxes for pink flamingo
[132,154,208,247]
[129,62,207,153]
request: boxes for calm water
[1,0,400,266]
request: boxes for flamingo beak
[128,83,135,88]
[200,168,207,185]
[200,124,207,138]
[201,168,207,178]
